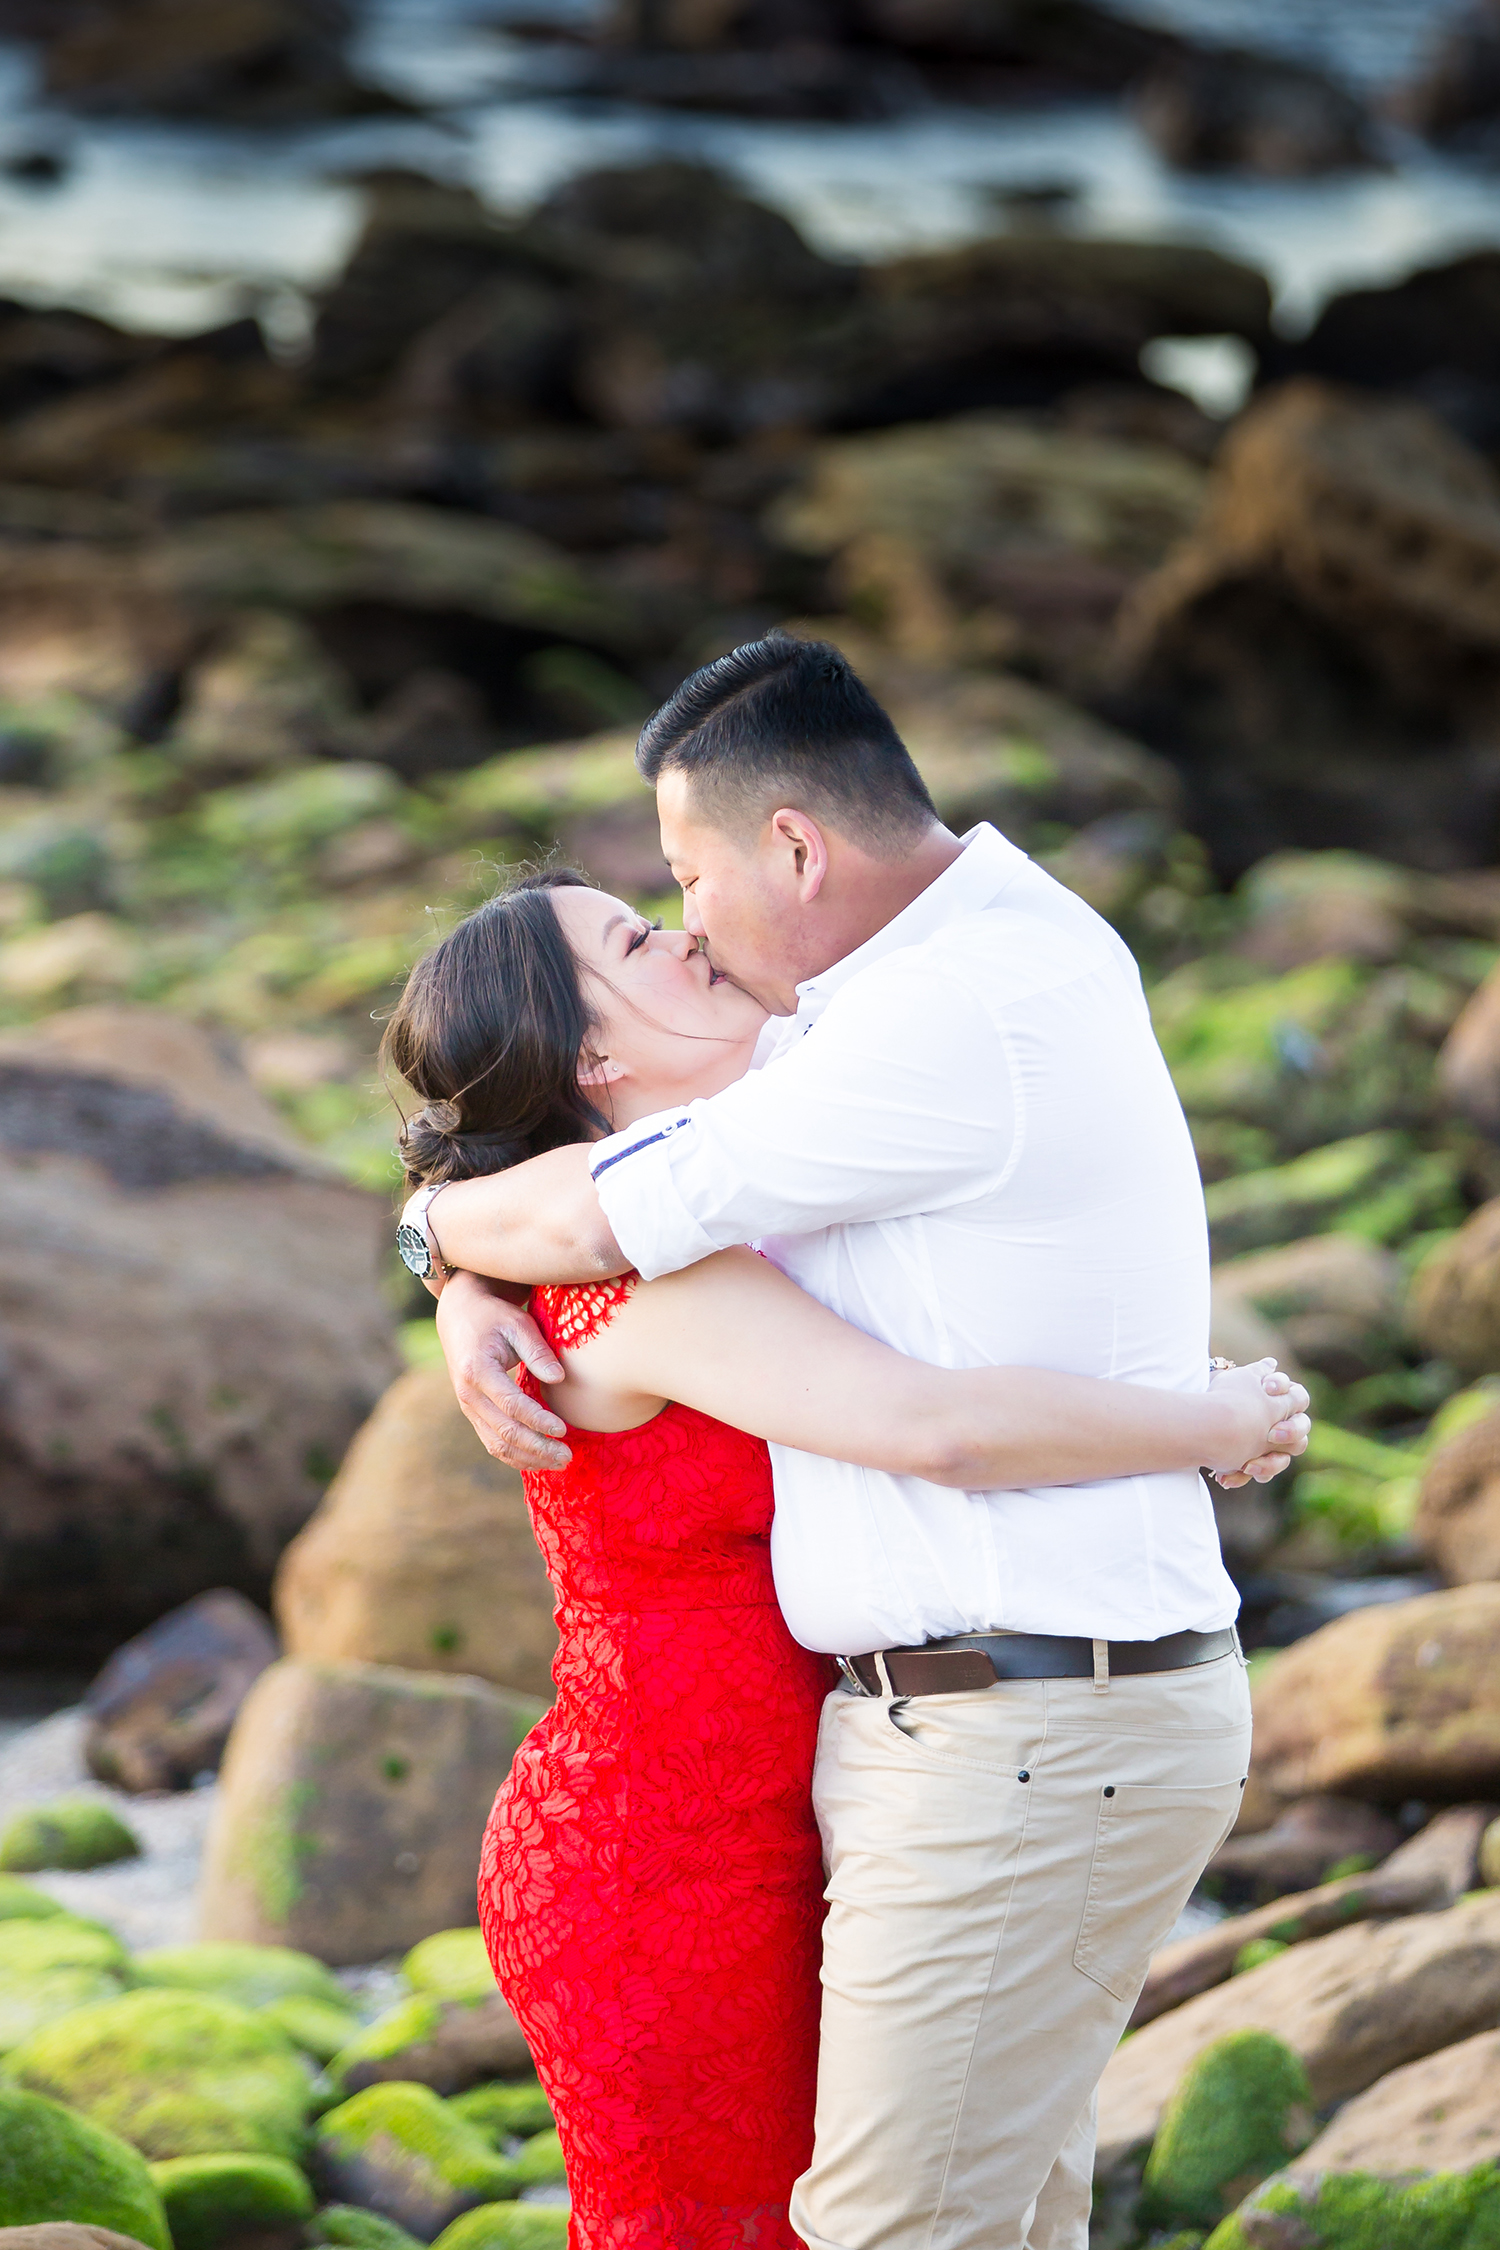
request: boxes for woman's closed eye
[625,918,662,956]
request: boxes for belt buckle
[836,1655,873,1697]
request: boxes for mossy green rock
[430,2207,569,2250]
[0,1917,132,2054]
[446,2084,553,2143]
[1142,2030,1316,2228]
[1203,2164,1500,2247]
[0,1800,141,1873]
[307,2205,424,2250]
[511,2133,565,2190]
[402,1930,493,2005]
[0,2084,170,2250]
[326,1995,447,2092]
[6,1988,311,2162]
[0,1875,64,1921]
[259,1992,363,2063]
[313,2082,521,2239]
[307,2207,425,2250]
[133,1941,350,2013]
[148,2153,313,2250]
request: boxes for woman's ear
[577,1050,625,1090]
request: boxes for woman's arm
[554,1249,1307,1487]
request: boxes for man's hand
[435,1270,572,1472]
[1207,1359,1311,1487]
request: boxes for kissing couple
[385,632,1308,2250]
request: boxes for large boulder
[1415,1408,1500,1582]
[1296,2023,1500,2178]
[1208,2164,1500,2246]
[1210,1235,1405,1387]
[1134,46,1375,176]
[0,1004,400,1657]
[1202,1795,1400,1906]
[83,1592,278,1794]
[145,2155,312,2250]
[1139,2031,1315,2232]
[1409,1200,1500,1375]
[5,1989,310,2162]
[199,1659,536,1966]
[0,2085,169,2249]
[0,1919,132,2056]
[1248,1585,1500,1803]
[34,0,384,124]
[129,1941,348,2014]
[324,1994,531,2102]
[274,1368,558,1702]
[1115,380,1500,873]
[1279,251,1500,430]
[1437,955,1500,1138]
[1096,1889,1500,2173]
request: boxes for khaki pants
[789,1650,1252,2250]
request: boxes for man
[416,632,1267,2249]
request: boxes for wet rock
[0,1918,131,2056]
[1208,2163,1500,2246]
[324,1991,531,2101]
[0,2084,169,2247]
[1278,251,1500,458]
[0,1799,140,1873]
[0,1003,400,1658]
[1134,47,1377,176]
[1415,1408,1500,1582]
[1234,851,1412,972]
[38,0,391,125]
[1210,1235,1405,1388]
[509,2134,563,2193]
[1140,2030,1315,2229]
[83,1592,278,1794]
[1095,1888,1500,2175]
[274,1366,559,1703]
[256,1994,361,2065]
[199,1658,533,1966]
[1204,1796,1400,1907]
[446,2085,552,2144]
[1297,2022,1500,2177]
[1116,380,1500,874]
[1437,957,1500,1139]
[1249,1583,1500,1803]
[1410,1198,1500,1376]
[310,2085,519,2240]
[1393,1,1500,145]
[6,1988,311,2161]
[146,2156,312,2250]
[130,1940,348,2014]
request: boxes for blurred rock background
[7,4,1500,2248]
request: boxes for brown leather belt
[841,1626,1238,1698]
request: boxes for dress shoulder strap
[530,1275,639,1355]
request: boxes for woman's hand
[1206,1358,1311,1487]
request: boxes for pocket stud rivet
[1017,1770,1030,1783]
[1103,1785,1115,1797]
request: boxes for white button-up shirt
[590,823,1239,1654]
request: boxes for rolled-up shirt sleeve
[591,956,1017,1280]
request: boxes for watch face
[396,1222,433,1278]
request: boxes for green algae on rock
[0,1917,132,2056]
[0,1876,64,1921]
[1203,2162,1500,2247]
[430,2206,570,2250]
[403,1931,495,2005]
[147,2153,314,2250]
[306,2206,426,2250]
[258,1992,363,2064]
[0,1800,141,1874]
[0,2085,170,2250]
[132,1941,349,2014]
[324,1988,532,2100]
[312,2082,522,2239]
[447,2084,554,2143]
[1142,2030,1316,2229]
[5,1989,312,2163]
[511,2132,565,2191]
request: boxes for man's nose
[681,893,705,940]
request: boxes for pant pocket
[1073,1776,1245,2002]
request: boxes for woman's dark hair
[382,869,607,1190]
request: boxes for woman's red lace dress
[477,1278,834,2250]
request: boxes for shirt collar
[792,824,1027,1022]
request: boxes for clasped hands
[1208,1358,1311,1488]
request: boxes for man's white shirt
[589,823,1240,1655]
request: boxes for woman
[383,870,1304,2250]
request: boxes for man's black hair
[635,631,939,855]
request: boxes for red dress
[477,1278,834,2250]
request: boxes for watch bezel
[396,1221,435,1278]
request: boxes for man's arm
[431,1144,627,1288]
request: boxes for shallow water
[0,0,1492,354]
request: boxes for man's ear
[768,807,830,903]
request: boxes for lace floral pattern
[478,1279,834,2250]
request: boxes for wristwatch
[397,1184,453,1280]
